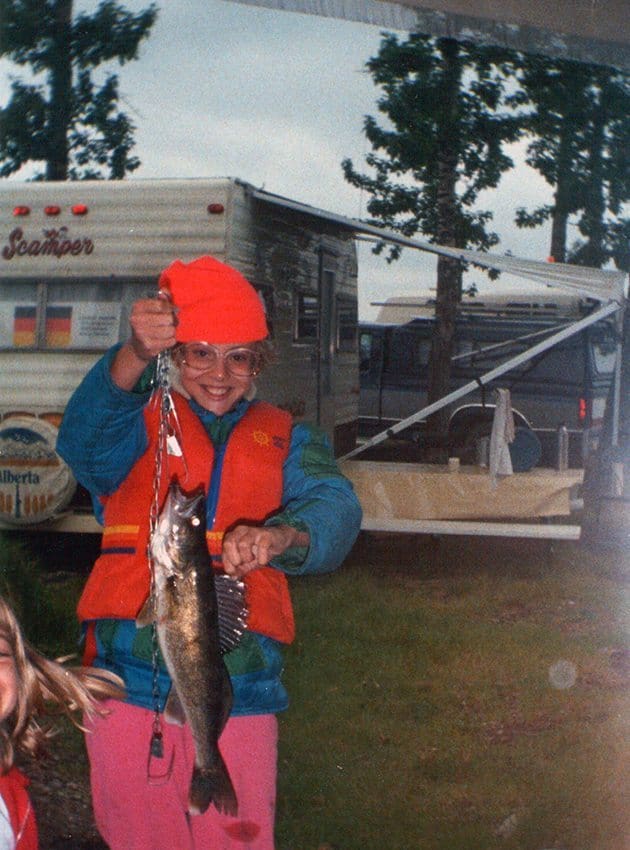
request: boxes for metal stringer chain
[146,348,174,778]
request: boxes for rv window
[295,292,318,342]
[386,330,430,375]
[359,331,373,372]
[591,340,617,375]
[455,339,475,359]
[516,342,583,384]
[359,329,384,378]
[336,297,357,352]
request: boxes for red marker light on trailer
[578,397,587,421]
[207,203,224,214]
[72,204,88,215]
[13,206,30,216]
[44,205,61,216]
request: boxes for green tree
[0,0,158,180]
[343,33,521,439]
[510,57,629,542]
[511,57,630,267]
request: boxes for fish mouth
[165,481,206,522]
[150,481,206,566]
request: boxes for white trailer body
[0,178,358,527]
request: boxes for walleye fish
[138,478,247,816]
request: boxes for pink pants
[85,700,277,850]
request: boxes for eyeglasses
[179,343,260,377]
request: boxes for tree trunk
[581,299,629,546]
[549,120,576,263]
[550,207,568,264]
[578,96,607,267]
[429,254,462,422]
[427,39,463,455]
[46,0,73,181]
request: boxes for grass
[276,534,629,850]
[0,533,83,655]
[0,530,627,850]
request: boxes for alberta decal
[0,416,76,525]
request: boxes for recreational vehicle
[359,295,617,464]
[0,178,359,527]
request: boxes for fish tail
[189,761,238,817]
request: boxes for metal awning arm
[341,300,622,461]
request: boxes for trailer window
[0,283,39,348]
[294,292,318,341]
[0,280,126,350]
[336,297,357,352]
[255,285,274,337]
[45,282,123,349]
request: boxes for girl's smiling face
[0,636,18,723]
[176,342,257,416]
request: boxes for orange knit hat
[158,255,269,344]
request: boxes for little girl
[0,595,122,849]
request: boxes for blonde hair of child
[0,596,123,774]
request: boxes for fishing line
[146,344,178,781]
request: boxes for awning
[251,185,628,304]
[221,0,630,71]
[246,183,627,462]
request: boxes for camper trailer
[0,178,359,527]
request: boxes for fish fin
[216,664,233,737]
[214,574,248,654]
[189,761,238,817]
[164,687,186,726]
[136,595,155,628]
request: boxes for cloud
[2,0,559,312]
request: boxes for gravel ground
[20,750,107,850]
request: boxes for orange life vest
[77,393,295,644]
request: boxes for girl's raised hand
[129,294,178,362]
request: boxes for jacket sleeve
[56,346,151,506]
[266,422,362,575]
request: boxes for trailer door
[316,249,336,434]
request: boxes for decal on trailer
[0,416,76,525]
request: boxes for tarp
[342,460,583,519]
[221,0,630,70]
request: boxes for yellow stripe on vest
[103,525,140,537]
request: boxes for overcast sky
[2,0,557,318]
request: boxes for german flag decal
[13,305,36,347]
[45,305,73,348]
